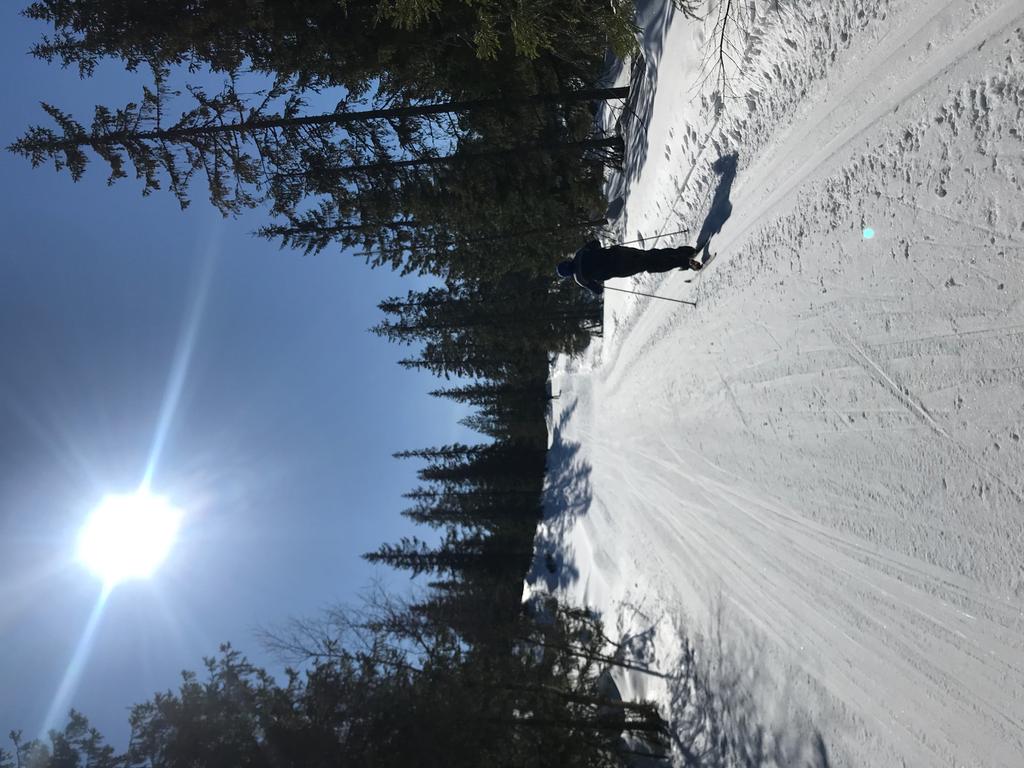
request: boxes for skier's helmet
[555,260,574,278]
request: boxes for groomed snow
[533,0,1024,765]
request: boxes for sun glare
[77,492,183,587]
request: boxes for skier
[555,239,702,295]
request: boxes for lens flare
[40,587,110,737]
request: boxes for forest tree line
[6,0,680,764]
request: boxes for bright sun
[77,492,183,587]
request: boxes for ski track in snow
[535,0,1024,765]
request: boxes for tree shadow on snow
[532,398,593,592]
[605,0,678,212]
[533,391,833,765]
[694,153,739,257]
[553,596,836,767]
[664,599,833,767]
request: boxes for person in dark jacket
[555,240,702,294]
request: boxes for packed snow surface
[534,0,1024,765]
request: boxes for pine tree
[393,443,486,462]
[24,0,638,87]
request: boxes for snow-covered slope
[536,0,1024,765]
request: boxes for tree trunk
[351,217,608,259]
[516,637,672,678]
[495,715,666,735]
[306,136,624,179]
[261,218,420,238]
[47,87,629,150]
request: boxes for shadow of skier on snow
[694,153,739,257]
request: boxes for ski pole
[602,284,697,306]
[616,227,689,246]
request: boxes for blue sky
[0,10,469,746]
